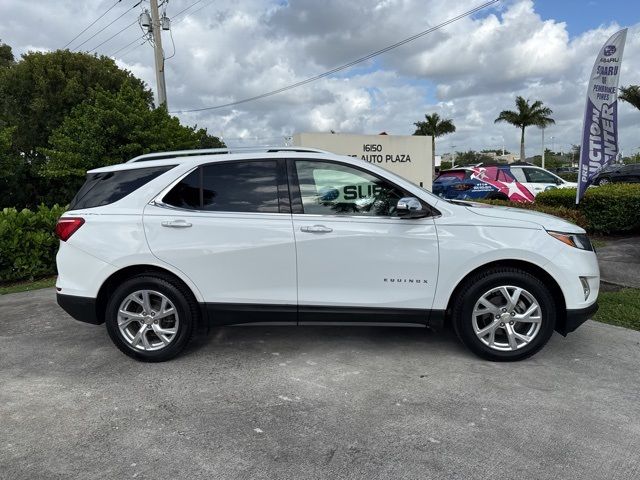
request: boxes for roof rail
[126,146,331,163]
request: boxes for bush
[536,188,577,209]
[515,184,640,234]
[0,205,66,283]
[581,184,640,234]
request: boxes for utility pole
[541,127,545,169]
[149,0,167,108]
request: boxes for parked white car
[509,164,577,196]
[55,148,599,362]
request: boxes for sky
[1,0,639,157]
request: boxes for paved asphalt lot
[1,289,639,480]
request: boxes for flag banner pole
[577,28,628,204]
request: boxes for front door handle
[300,225,333,233]
[161,220,192,228]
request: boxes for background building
[292,132,433,189]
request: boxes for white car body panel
[293,214,438,309]
[143,205,297,305]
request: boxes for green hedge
[0,205,66,283]
[536,184,640,234]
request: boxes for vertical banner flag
[577,28,627,204]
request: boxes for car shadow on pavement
[182,323,469,360]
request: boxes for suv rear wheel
[105,274,198,362]
[452,267,556,361]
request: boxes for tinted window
[202,161,279,212]
[436,171,468,182]
[524,168,557,184]
[163,169,200,209]
[295,161,405,217]
[163,161,280,213]
[69,165,174,210]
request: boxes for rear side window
[163,161,280,213]
[69,165,175,210]
[436,171,468,181]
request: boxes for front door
[289,159,439,321]
[144,159,297,321]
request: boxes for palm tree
[413,113,456,178]
[494,96,554,162]
[620,85,640,111]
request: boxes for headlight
[547,231,593,251]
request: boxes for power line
[62,0,123,49]
[173,0,216,25]
[172,0,205,19]
[109,34,147,56]
[111,0,214,60]
[88,19,139,53]
[119,38,149,60]
[73,1,143,51]
[170,0,499,113]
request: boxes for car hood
[460,202,585,233]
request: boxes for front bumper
[57,293,102,325]
[556,302,599,336]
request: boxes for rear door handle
[161,220,192,228]
[300,225,333,233]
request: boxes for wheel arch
[95,264,207,327]
[443,259,567,334]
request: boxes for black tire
[105,274,198,362]
[595,177,610,186]
[452,267,556,361]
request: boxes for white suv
[55,148,599,362]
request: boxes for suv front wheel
[105,274,198,362]
[452,267,556,361]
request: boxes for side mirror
[397,197,428,218]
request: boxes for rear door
[288,159,439,320]
[143,159,297,320]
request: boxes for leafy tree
[41,82,224,194]
[413,113,456,178]
[454,150,494,166]
[619,85,640,111]
[0,42,14,69]
[0,48,151,154]
[494,96,554,162]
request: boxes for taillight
[55,217,85,241]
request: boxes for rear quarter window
[69,165,175,210]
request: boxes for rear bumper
[556,302,598,336]
[57,293,102,325]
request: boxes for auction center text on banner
[577,28,627,203]
[293,133,433,189]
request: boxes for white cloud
[0,0,639,156]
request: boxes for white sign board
[292,133,432,189]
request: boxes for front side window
[163,161,280,213]
[295,161,405,217]
[524,168,558,184]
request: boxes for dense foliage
[530,184,640,234]
[0,205,66,282]
[0,43,223,209]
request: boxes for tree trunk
[432,136,436,182]
[520,126,525,162]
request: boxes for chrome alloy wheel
[472,286,542,351]
[117,290,179,351]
